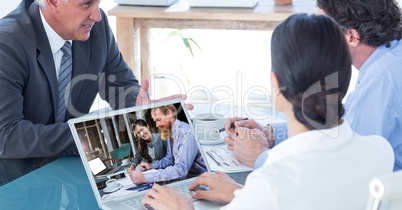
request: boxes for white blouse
[222,122,394,210]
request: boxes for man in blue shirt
[316,0,402,171]
[228,0,402,171]
[128,104,206,184]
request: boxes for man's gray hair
[35,0,69,8]
[34,0,47,8]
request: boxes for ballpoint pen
[126,183,154,191]
[206,151,222,166]
[216,118,248,133]
[206,151,229,166]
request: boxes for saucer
[103,183,122,193]
[199,132,226,145]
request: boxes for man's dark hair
[317,0,402,47]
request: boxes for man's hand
[224,135,235,151]
[263,124,275,148]
[189,171,243,203]
[127,170,146,185]
[139,162,152,172]
[142,184,194,210]
[233,126,269,168]
[223,117,264,151]
[135,79,194,110]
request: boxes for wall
[0,0,19,18]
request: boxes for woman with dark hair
[131,119,167,166]
[140,14,394,210]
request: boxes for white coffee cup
[193,114,224,140]
[105,179,117,189]
[121,159,129,166]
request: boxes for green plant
[155,29,202,86]
[166,29,202,58]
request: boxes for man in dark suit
[0,0,185,185]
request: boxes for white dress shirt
[39,8,71,79]
[222,122,394,210]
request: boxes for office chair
[366,170,402,210]
[110,143,131,164]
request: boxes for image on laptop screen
[88,157,108,175]
[68,99,213,210]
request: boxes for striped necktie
[56,41,72,122]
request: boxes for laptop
[68,99,217,210]
[88,157,122,177]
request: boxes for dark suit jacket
[0,1,140,184]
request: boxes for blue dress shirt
[144,119,206,182]
[254,122,288,169]
[344,40,402,171]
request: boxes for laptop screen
[88,157,107,175]
[68,99,211,208]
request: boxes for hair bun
[291,88,345,130]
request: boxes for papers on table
[203,144,253,173]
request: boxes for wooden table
[108,0,317,81]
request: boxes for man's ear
[45,0,59,13]
[167,110,173,118]
[344,29,361,48]
[316,7,325,15]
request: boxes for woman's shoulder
[151,133,167,149]
[352,133,394,163]
[152,133,162,140]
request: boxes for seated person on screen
[128,105,206,184]
[130,119,167,168]
[140,14,395,210]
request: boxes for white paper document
[203,144,253,173]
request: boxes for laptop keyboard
[177,185,193,198]
[122,197,143,209]
[99,167,114,175]
[122,184,192,209]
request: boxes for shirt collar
[39,8,72,54]
[265,121,354,166]
[358,40,399,84]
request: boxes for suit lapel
[29,4,59,117]
[64,41,91,120]
[70,41,90,108]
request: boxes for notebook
[68,99,216,210]
[88,157,122,177]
